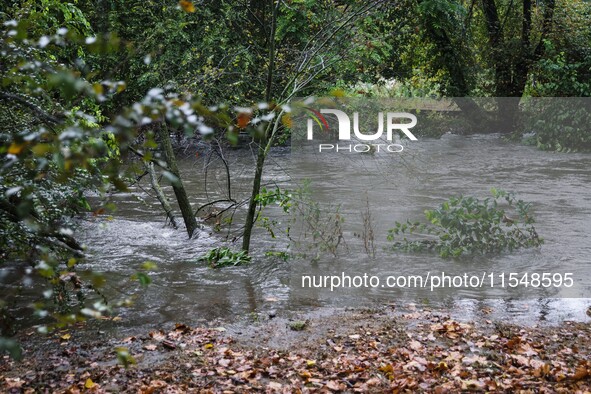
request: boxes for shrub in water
[198,247,251,268]
[387,189,543,258]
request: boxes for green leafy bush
[0,15,225,346]
[387,189,543,258]
[198,247,251,268]
[523,99,591,152]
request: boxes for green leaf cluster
[198,247,251,269]
[387,189,543,258]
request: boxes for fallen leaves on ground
[2,307,591,393]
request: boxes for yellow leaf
[31,143,51,156]
[61,333,71,340]
[8,142,26,155]
[330,88,346,98]
[179,0,195,12]
[204,343,214,349]
[92,83,104,96]
[84,378,95,389]
[281,114,292,129]
[299,370,312,379]
[141,261,157,270]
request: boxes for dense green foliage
[387,189,543,258]
[0,17,121,328]
[532,107,591,152]
[0,2,236,352]
[522,99,591,152]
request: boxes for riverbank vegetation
[1,0,590,382]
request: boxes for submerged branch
[147,162,178,229]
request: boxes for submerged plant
[254,181,347,260]
[198,247,251,268]
[387,189,543,258]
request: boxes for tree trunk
[480,0,554,132]
[241,142,266,253]
[418,0,491,127]
[242,0,279,253]
[422,0,556,133]
[419,7,470,97]
[157,122,198,238]
[147,161,178,229]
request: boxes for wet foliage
[0,13,236,349]
[388,189,543,258]
[198,247,251,269]
[523,99,591,152]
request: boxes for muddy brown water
[2,134,590,335]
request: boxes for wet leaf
[179,0,195,12]
[149,331,165,341]
[461,379,486,390]
[409,340,422,351]
[84,378,95,389]
[237,112,251,129]
[134,272,152,287]
[8,142,26,155]
[572,366,589,381]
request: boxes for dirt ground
[2,304,591,393]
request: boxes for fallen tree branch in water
[147,161,178,229]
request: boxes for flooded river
[3,134,591,332]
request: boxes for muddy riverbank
[2,303,591,392]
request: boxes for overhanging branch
[0,92,64,125]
